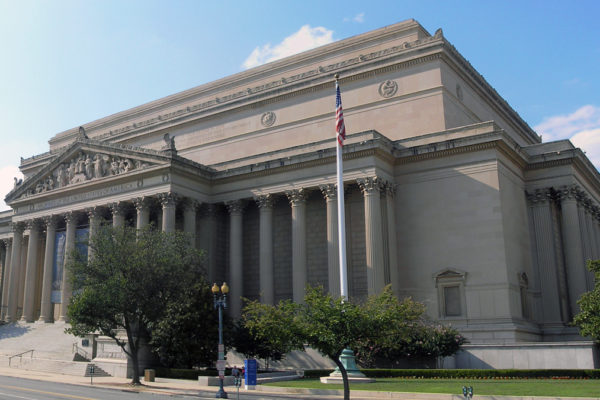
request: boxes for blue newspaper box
[244,359,257,389]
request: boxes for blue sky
[1,0,599,210]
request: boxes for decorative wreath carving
[378,80,398,98]
[261,111,276,127]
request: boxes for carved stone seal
[378,80,398,98]
[261,111,276,127]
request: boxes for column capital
[254,194,274,209]
[357,176,383,195]
[64,211,80,226]
[133,197,153,212]
[2,238,12,247]
[526,188,553,205]
[556,185,583,202]
[11,222,25,234]
[225,200,244,215]
[158,192,178,209]
[108,201,127,217]
[42,215,60,229]
[86,206,105,220]
[384,181,396,197]
[286,188,306,205]
[180,198,201,212]
[26,219,43,231]
[319,184,337,200]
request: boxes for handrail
[8,349,34,367]
[72,343,90,360]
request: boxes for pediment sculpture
[27,151,152,197]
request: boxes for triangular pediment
[7,138,174,203]
[433,268,466,280]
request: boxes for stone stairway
[0,322,112,377]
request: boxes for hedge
[303,369,600,379]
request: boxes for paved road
[0,375,343,400]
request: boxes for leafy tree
[231,322,286,370]
[243,286,434,400]
[241,298,305,364]
[149,278,222,369]
[574,260,600,340]
[66,225,204,384]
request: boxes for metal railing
[8,349,34,367]
[72,343,90,361]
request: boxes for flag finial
[334,73,340,81]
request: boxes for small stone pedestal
[320,348,375,384]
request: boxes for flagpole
[335,74,348,300]
[328,74,368,382]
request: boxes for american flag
[335,81,346,147]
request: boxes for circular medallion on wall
[378,80,398,98]
[261,111,276,127]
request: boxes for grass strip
[265,378,600,397]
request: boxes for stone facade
[1,19,600,367]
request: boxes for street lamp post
[212,282,229,399]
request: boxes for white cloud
[343,12,365,23]
[0,165,22,211]
[534,105,600,169]
[242,25,334,69]
[571,128,600,169]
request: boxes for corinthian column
[358,177,385,295]
[558,186,587,316]
[6,223,24,322]
[159,192,178,233]
[87,207,103,261]
[182,199,199,247]
[134,197,151,230]
[58,212,78,322]
[527,189,568,323]
[1,239,12,320]
[200,204,218,284]
[320,184,340,297]
[255,194,274,304]
[21,220,42,322]
[226,200,244,318]
[286,189,307,304]
[38,216,57,323]
[385,183,400,295]
[109,202,126,228]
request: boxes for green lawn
[265,378,600,397]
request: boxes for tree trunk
[332,355,350,400]
[124,321,141,385]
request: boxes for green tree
[231,322,286,370]
[574,260,600,340]
[66,225,204,384]
[149,278,222,369]
[243,286,430,400]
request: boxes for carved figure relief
[378,80,398,98]
[25,151,151,197]
[261,111,276,127]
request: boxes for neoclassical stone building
[1,20,599,368]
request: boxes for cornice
[527,152,600,197]
[394,131,527,170]
[213,138,395,185]
[45,27,446,149]
[438,44,540,145]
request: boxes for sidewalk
[0,366,597,400]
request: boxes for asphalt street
[0,375,344,400]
